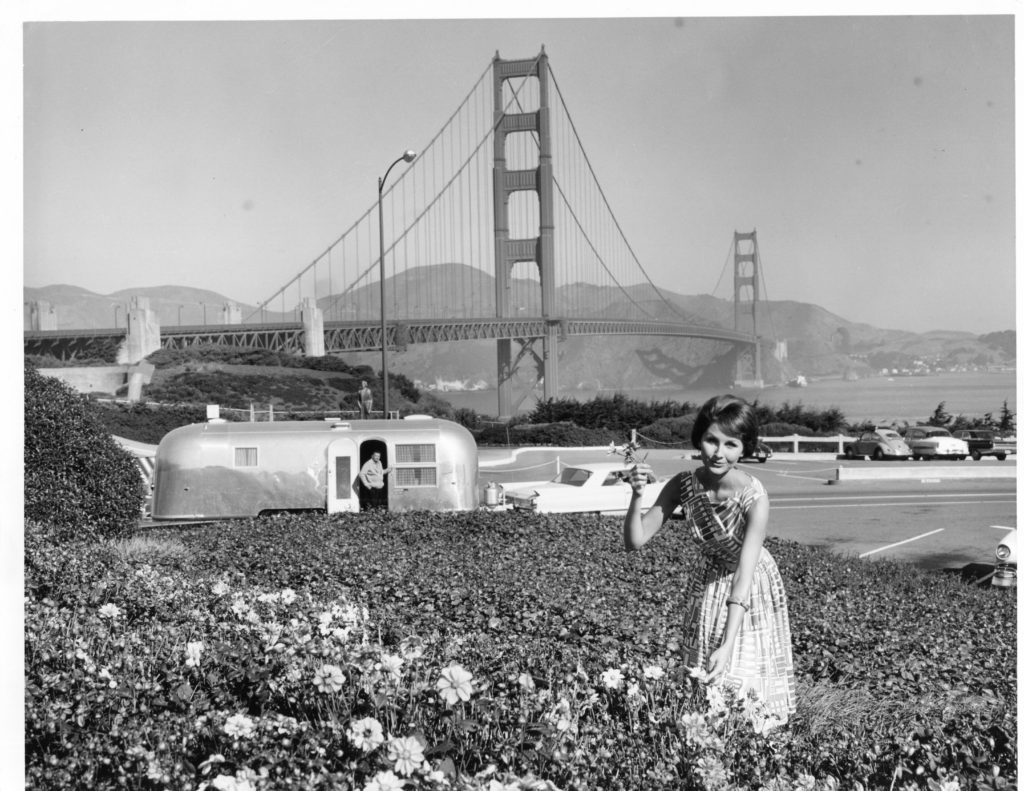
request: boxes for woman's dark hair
[690,395,760,456]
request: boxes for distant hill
[24,268,1016,390]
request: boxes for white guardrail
[762,433,1016,455]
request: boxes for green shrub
[23,512,1017,790]
[91,401,208,444]
[24,365,145,539]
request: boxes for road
[479,448,1017,573]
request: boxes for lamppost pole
[113,304,122,328]
[377,149,417,419]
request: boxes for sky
[14,5,1020,337]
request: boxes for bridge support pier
[118,297,161,364]
[26,300,58,331]
[300,297,325,357]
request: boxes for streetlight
[378,149,417,419]
[201,302,208,324]
[113,304,122,328]
[178,304,184,326]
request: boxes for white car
[902,426,970,460]
[993,528,1017,588]
[504,462,668,515]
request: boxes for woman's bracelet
[725,597,750,612]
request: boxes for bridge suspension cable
[244,50,734,340]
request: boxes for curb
[829,464,1017,483]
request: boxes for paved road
[479,448,1017,573]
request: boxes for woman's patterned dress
[677,470,796,721]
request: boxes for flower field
[25,511,1016,790]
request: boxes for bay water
[436,371,1018,425]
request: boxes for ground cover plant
[25,511,1015,790]
[24,365,145,539]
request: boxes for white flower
[185,641,205,668]
[400,635,426,660]
[364,769,405,791]
[600,667,624,690]
[313,664,346,694]
[211,581,230,596]
[705,684,727,714]
[257,591,280,604]
[387,734,425,776]
[347,716,385,752]
[376,653,404,682]
[687,666,711,683]
[223,713,256,739]
[98,667,117,689]
[200,754,227,773]
[546,698,573,732]
[436,663,474,705]
[626,682,640,698]
[280,588,297,604]
[98,603,121,620]
[643,665,665,680]
[517,672,536,691]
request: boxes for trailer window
[394,443,437,488]
[394,467,438,487]
[395,444,436,463]
[235,447,259,467]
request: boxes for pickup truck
[951,429,1011,461]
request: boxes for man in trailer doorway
[358,450,392,510]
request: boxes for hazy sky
[17,6,1019,335]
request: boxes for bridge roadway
[25,316,759,356]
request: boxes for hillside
[24,270,1015,390]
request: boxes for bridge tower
[733,230,764,387]
[492,49,558,419]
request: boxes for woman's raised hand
[629,463,654,494]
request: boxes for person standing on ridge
[357,381,373,419]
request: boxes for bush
[24,364,145,539]
[91,402,209,444]
[636,415,697,447]
[23,511,1017,790]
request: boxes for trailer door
[326,437,360,513]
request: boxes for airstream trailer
[151,416,479,520]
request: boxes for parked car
[992,528,1017,588]
[952,429,1008,461]
[742,442,774,463]
[504,462,667,515]
[901,426,969,460]
[844,428,912,461]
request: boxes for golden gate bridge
[25,49,776,418]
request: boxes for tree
[926,401,953,427]
[998,399,1016,435]
[24,364,145,539]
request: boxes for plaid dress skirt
[677,471,796,722]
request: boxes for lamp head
[402,150,417,163]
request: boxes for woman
[623,395,796,724]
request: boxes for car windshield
[878,430,901,439]
[925,429,952,438]
[554,467,592,486]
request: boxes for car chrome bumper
[992,563,1017,587]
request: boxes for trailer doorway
[358,439,390,511]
